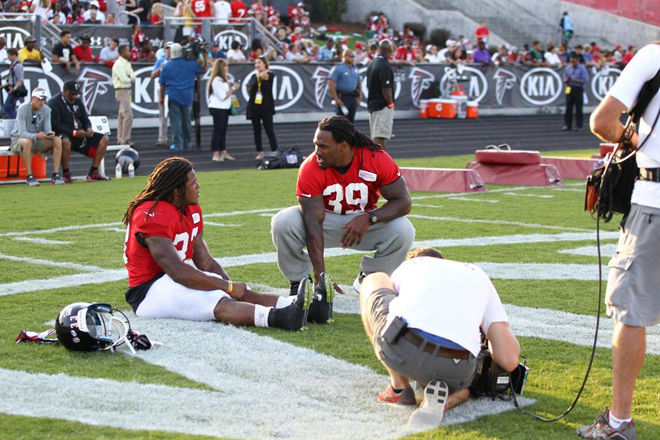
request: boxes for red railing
[564,0,660,26]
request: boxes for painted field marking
[0,222,124,238]
[408,214,592,232]
[104,228,128,233]
[0,253,104,272]
[410,183,583,201]
[204,207,284,218]
[258,213,276,218]
[203,221,241,227]
[447,197,499,203]
[552,188,584,193]
[559,244,618,258]
[12,237,72,245]
[412,204,444,209]
[502,193,554,199]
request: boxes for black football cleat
[270,276,312,331]
[308,272,335,324]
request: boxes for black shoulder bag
[585,66,660,222]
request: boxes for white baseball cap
[31,88,48,100]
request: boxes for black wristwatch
[368,211,378,225]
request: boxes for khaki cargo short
[606,203,660,327]
[369,106,394,140]
[10,138,54,154]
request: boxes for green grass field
[1,150,659,439]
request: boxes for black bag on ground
[256,147,304,170]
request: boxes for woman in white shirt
[208,58,240,161]
[424,45,443,63]
[544,45,563,67]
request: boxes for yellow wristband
[228,280,233,294]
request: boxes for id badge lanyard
[255,77,263,105]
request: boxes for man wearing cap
[328,49,361,123]
[367,39,395,149]
[112,45,135,147]
[52,30,80,74]
[100,38,120,67]
[151,42,172,147]
[159,43,208,151]
[48,80,109,182]
[18,37,42,64]
[563,53,588,131]
[394,39,416,66]
[73,34,99,63]
[11,88,65,187]
[83,1,106,22]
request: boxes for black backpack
[256,147,305,170]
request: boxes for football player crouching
[122,157,313,331]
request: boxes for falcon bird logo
[312,67,331,109]
[78,68,112,113]
[493,69,517,106]
[408,68,435,107]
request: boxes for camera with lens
[183,36,209,60]
[470,332,529,398]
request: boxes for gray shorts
[606,203,660,327]
[362,287,476,393]
[369,106,394,140]
[10,138,53,154]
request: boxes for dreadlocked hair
[123,157,193,225]
[317,115,384,151]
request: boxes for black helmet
[55,303,131,352]
[115,147,140,174]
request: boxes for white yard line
[447,197,499,203]
[204,207,284,218]
[104,228,128,233]
[0,222,124,238]
[203,221,241,227]
[0,253,104,272]
[0,270,127,296]
[551,188,584,193]
[12,237,72,245]
[412,204,444,209]
[408,214,592,233]
[559,244,619,257]
[502,193,554,198]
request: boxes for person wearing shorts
[360,247,520,428]
[123,157,309,331]
[579,43,660,440]
[10,88,64,186]
[367,40,394,149]
[48,80,109,182]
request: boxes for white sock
[253,305,272,327]
[608,412,631,429]
[276,296,293,309]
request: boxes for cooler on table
[467,101,479,119]
[0,155,47,181]
[418,99,429,118]
[429,99,457,119]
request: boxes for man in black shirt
[48,81,109,182]
[366,40,394,149]
[51,30,79,74]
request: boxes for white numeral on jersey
[172,226,199,261]
[123,226,130,265]
[323,183,369,214]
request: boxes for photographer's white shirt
[389,257,509,357]
[607,43,660,209]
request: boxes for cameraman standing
[360,247,520,428]
[159,42,208,151]
[579,42,660,440]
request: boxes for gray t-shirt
[11,102,53,141]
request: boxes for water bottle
[128,163,135,178]
[115,163,122,179]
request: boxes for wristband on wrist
[72,130,76,138]
[227,280,233,294]
[387,103,394,109]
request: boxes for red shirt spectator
[130,47,139,62]
[395,43,415,62]
[230,0,246,23]
[475,21,490,43]
[621,49,634,66]
[73,44,99,63]
[191,0,213,18]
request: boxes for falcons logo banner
[77,68,112,114]
[312,66,331,109]
[493,69,516,106]
[408,68,435,107]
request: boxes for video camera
[470,332,529,398]
[182,36,209,60]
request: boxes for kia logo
[0,26,31,50]
[131,66,162,115]
[439,66,488,102]
[241,65,304,111]
[591,67,621,101]
[520,68,563,105]
[214,30,249,52]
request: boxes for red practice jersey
[124,201,204,287]
[296,148,401,215]
[192,0,213,17]
[230,0,246,21]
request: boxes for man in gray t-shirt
[10,88,65,186]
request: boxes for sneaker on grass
[576,409,637,440]
[308,272,335,324]
[26,174,40,187]
[352,271,366,293]
[269,276,312,331]
[408,380,449,429]
[62,171,73,184]
[85,170,109,182]
[50,173,65,185]
[378,384,416,406]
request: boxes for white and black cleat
[308,272,335,324]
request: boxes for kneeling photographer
[360,247,520,428]
[159,39,208,151]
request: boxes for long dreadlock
[317,115,384,151]
[123,157,193,226]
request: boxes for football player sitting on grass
[122,157,312,331]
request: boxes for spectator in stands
[151,42,172,147]
[71,4,85,23]
[84,8,102,24]
[620,45,635,68]
[456,35,472,52]
[249,38,264,61]
[227,40,246,62]
[208,58,238,162]
[211,43,227,59]
[31,0,50,21]
[544,44,562,67]
[563,53,588,132]
[328,49,361,124]
[159,43,208,151]
[52,30,80,74]
[83,1,105,22]
[0,38,7,64]
[367,40,394,150]
[613,45,623,64]
[317,39,337,62]
[246,56,278,160]
[3,49,23,119]
[48,1,66,23]
[229,0,246,23]
[475,20,489,44]
[529,41,543,66]
[124,0,144,24]
[73,34,99,64]
[582,44,597,67]
[438,40,454,61]
[557,43,570,65]
[18,37,41,65]
[48,80,110,182]
[571,45,586,64]
[424,45,442,63]
[150,2,164,25]
[213,0,231,23]
[354,42,368,64]
[103,12,117,24]
[11,88,65,187]
[472,40,492,66]
[191,0,214,21]
[138,40,156,62]
[446,45,467,67]
[492,45,510,66]
[112,45,136,147]
[508,46,521,64]
[285,43,307,63]
[395,39,416,66]
[132,23,146,48]
[100,38,120,67]
[559,11,573,45]
[276,27,290,44]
